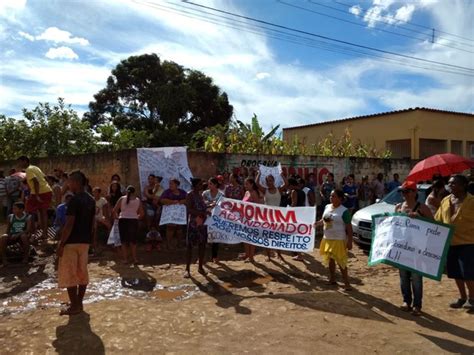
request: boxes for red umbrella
[407,153,474,182]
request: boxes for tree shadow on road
[52,312,105,355]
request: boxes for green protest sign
[368,213,454,281]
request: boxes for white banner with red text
[206,197,316,252]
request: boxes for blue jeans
[399,269,423,309]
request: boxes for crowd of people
[0,156,472,317]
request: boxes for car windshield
[380,187,428,205]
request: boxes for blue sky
[1,0,473,130]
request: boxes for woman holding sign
[395,180,433,316]
[160,179,187,250]
[316,189,353,291]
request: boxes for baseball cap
[401,180,417,191]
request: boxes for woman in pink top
[241,178,264,262]
[112,185,144,265]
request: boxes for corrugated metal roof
[283,107,474,131]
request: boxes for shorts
[118,218,139,244]
[26,192,53,213]
[1,233,28,245]
[58,243,90,288]
[446,244,474,281]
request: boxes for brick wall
[0,150,414,195]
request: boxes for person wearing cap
[112,185,144,265]
[395,180,433,316]
[435,174,474,311]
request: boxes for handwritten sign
[159,204,187,225]
[368,213,453,280]
[137,147,193,195]
[206,197,315,252]
[258,163,284,188]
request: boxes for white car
[351,184,432,247]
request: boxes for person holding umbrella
[435,175,474,311]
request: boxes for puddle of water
[0,277,200,315]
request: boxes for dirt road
[0,232,473,354]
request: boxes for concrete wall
[282,109,474,159]
[0,150,414,196]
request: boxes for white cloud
[18,30,34,41]
[36,27,89,45]
[394,4,415,22]
[1,0,472,127]
[17,27,90,45]
[0,0,27,18]
[255,72,270,80]
[45,46,79,60]
[0,57,111,114]
[349,5,362,16]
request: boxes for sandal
[198,268,208,276]
[183,271,191,279]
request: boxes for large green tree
[85,53,233,146]
[0,98,98,160]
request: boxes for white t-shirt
[264,189,281,207]
[322,204,351,241]
[95,197,108,219]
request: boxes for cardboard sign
[369,213,453,281]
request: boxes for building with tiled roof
[282,108,474,159]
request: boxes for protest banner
[258,163,284,188]
[159,204,188,225]
[368,213,453,281]
[206,197,316,252]
[137,147,193,194]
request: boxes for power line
[331,0,474,44]
[133,1,474,76]
[181,0,474,74]
[277,0,474,53]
